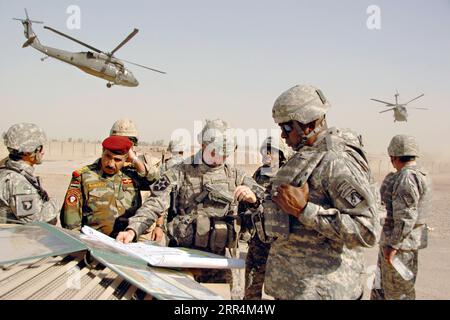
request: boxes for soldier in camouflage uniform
[0,123,58,224]
[161,137,186,173]
[117,119,265,299]
[110,118,165,243]
[60,136,153,238]
[371,135,431,300]
[263,84,380,300]
[244,137,291,300]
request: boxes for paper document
[81,226,244,269]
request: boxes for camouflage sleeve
[127,167,179,238]
[237,168,266,206]
[139,153,161,183]
[380,172,395,206]
[1,173,58,224]
[298,155,379,248]
[60,173,84,231]
[388,170,421,249]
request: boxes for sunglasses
[35,145,44,153]
[280,123,294,134]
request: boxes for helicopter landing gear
[106,82,113,88]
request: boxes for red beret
[102,136,132,155]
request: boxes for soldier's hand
[383,246,398,265]
[234,186,257,204]
[116,229,136,244]
[273,183,309,218]
[151,226,164,241]
[128,149,137,162]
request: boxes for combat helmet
[168,137,186,153]
[388,135,419,157]
[110,119,139,140]
[198,119,236,157]
[260,136,292,160]
[272,84,331,125]
[3,123,47,154]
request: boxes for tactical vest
[167,163,243,254]
[263,128,380,240]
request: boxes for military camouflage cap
[260,136,292,159]
[272,84,331,124]
[110,119,139,138]
[388,135,419,157]
[198,119,236,156]
[3,123,47,153]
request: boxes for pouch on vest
[195,214,210,248]
[168,214,195,247]
[210,220,228,253]
[226,219,239,249]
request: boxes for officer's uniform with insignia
[60,137,153,237]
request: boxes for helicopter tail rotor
[13,8,44,24]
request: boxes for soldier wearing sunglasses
[263,85,381,300]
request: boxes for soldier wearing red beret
[60,136,156,238]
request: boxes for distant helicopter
[13,9,165,88]
[371,91,429,122]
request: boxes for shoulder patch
[65,188,81,206]
[152,175,170,192]
[335,178,365,207]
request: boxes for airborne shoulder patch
[336,178,365,207]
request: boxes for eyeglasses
[280,123,294,134]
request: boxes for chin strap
[293,119,327,151]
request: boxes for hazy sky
[1,0,449,157]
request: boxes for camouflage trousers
[244,235,271,300]
[371,247,418,300]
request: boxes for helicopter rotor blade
[121,58,166,74]
[379,108,395,114]
[371,98,395,106]
[110,28,139,56]
[404,93,425,105]
[44,26,103,54]
[409,107,429,110]
[25,8,29,20]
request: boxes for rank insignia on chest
[122,178,133,185]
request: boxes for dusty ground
[34,158,450,300]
